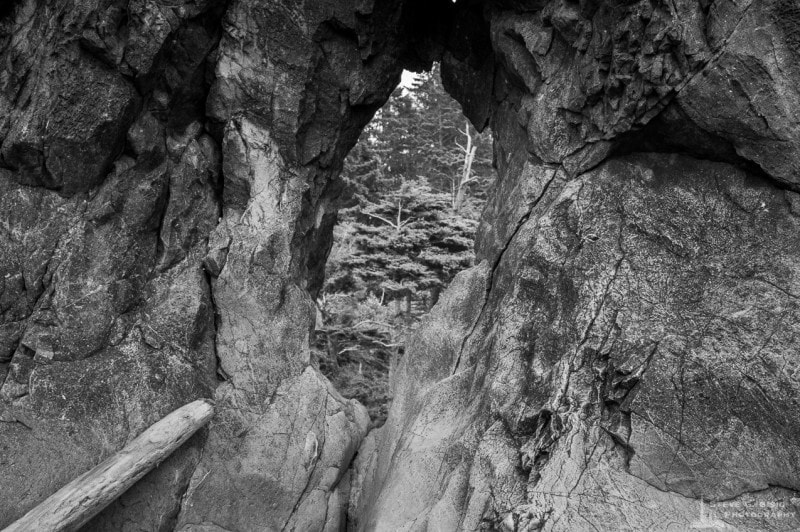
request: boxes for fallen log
[2,399,215,532]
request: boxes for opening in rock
[312,64,494,428]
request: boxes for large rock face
[0,0,413,529]
[354,154,800,531]
[1,0,799,531]
[354,1,800,530]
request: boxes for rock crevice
[2,1,800,531]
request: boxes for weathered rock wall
[0,0,422,529]
[2,0,800,531]
[0,1,226,528]
[352,0,800,530]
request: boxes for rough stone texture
[177,368,369,531]
[0,0,226,529]
[172,1,425,529]
[0,0,417,528]
[678,0,800,186]
[354,1,800,531]
[356,154,800,531]
[2,0,800,530]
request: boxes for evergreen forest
[313,66,494,426]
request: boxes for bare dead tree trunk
[2,400,214,532]
[454,118,477,212]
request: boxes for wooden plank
[2,399,215,532]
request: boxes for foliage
[314,66,495,427]
[325,178,477,303]
[341,64,493,216]
[312,293,399,427]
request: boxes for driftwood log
[2,399,214,532]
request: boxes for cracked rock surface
[1,0,800,531]
[355,154,800,530]
[354,1,800,530]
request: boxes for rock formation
[1,0,799,531]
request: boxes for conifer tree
[316,65,496,426]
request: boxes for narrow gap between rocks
[311,64,495,428]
